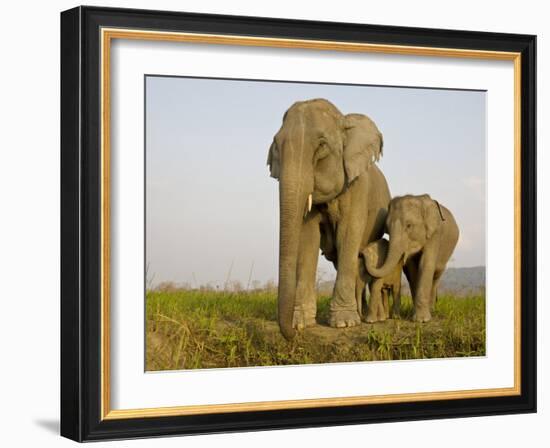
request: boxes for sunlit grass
[146,290,485,370]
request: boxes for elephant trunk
[366,221,404,278]
[277,173,305,340]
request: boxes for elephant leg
[392,282,402,319]
[381,288,390,320]
[430,271,443,311]
[328,233,364,327]
[293,212,321,330]
[413,252,437,323]
[328,203,366,328]
[355,269,366,317]
[366,281,384,323]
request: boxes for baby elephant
[365,194,459,323]
[359,239,402,322]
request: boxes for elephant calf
[359,239,402,322]
[366,194,459,323]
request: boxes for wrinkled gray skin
[268,98,390,339]
[359,239,402,322]
[366,195,459,322]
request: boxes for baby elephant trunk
[366,223,403,278]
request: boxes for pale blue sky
[146,76,486,287]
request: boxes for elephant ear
[361,244,377,270]
[362,240,388,269]
[267,140,280,179]
[343,113,383,184]
[421,195,443,240]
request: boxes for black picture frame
[61,5,536,442]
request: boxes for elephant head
[267,98,383,339]
[365,194,445,279]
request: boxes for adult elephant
[365,194,459,322]
[267,98,390,339]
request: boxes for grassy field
[146,289,485,371]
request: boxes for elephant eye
[315,140,330,161]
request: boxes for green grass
[146,289,485,371]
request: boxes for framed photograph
[60,6,536,441]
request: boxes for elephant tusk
[304,194,313,218]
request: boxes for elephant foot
[365,311,386,323]
[292,310,316,331]
[413,309,432,323]
[365,302,386,323]
[328,310,361,328]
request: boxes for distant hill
[434,266,485,296]
[318,266,485,297]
